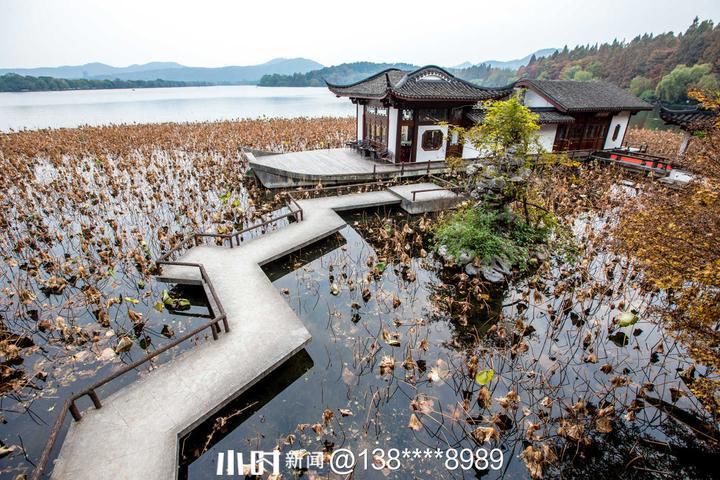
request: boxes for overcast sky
[2,0,719,68]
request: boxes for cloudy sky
[2,0,719,68]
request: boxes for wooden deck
[248,148,452,188]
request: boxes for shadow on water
[177,349,314,479]
[263,232,347,282]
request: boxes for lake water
[0,85,354,131]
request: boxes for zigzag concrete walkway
[51,189,405,479]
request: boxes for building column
[356,104,364,141]
[387,107,399,162]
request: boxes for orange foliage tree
[617,89,720,416]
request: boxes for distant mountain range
[0,58,324,84]
[454,48,559,71]
[0,48,557,91]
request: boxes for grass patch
[433,207,552,269]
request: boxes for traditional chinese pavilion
[327,66,652,163]
[659,105,718,156]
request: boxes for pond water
[0,85,353,131]
[178,208,715,479]
[0,277,213,478]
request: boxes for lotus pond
[178,207,716,480]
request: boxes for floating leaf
[475,369,495,385]
[608,331,629,347]
[176,298,191,310]
[128,309,143,323]
[408,413,422,431]
[115,336,133,353]
[161,324,175,338]
[618,311,638,327]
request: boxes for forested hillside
[518,18,720,103]
[259,62,416,87]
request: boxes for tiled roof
[659,105,717,131]
[516,79,652,113]
[466,107,575,125]
[326,69,407,99]
[326,66,513,102]
[390,66,513,101]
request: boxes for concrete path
[388,183,463,214]
[51,189,405,480]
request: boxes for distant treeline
[258,61,516,88]
[452,64,517,87]
[259,62,417,87]
[0,73,211,92]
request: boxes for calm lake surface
[0,85,354,131]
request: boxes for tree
[655,63,717,103]
[434,93,571,277]
[572,70,594,81]
[618,88,720,416]
[463,92,540,157]
[629,75,655,96]
[451,92,558,223]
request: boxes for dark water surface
[179,208,715,479]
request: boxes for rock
[465,263,479,276]
[492,177,507,191]
[457,250,473,265]
[481,266,505,283]
[490,256,512,275]
[438,245,448,258]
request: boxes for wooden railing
[31,263,228,480]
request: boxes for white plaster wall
[416,125,448,162]
[356,104,364,140]
[603,111,630,149]
[387,107,398,162]
[522,89,555,108]
[537,124,558,152]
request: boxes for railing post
[211,322,219,341]
[373,164,377,180]
[427,160,430,174]
[88,389,102,409]
[69,400,81,421]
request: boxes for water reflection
[178,349,314,478]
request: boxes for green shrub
[433,207,550,268]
